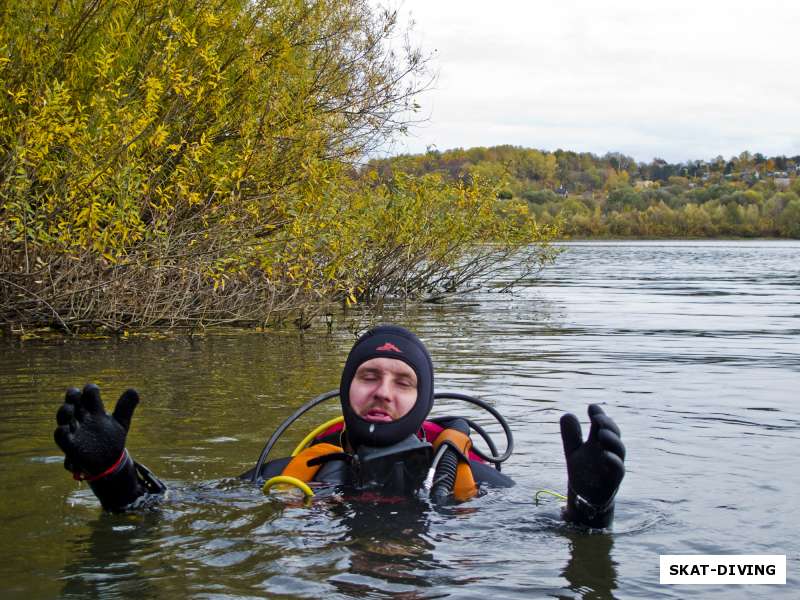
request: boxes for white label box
[660,555,786,585]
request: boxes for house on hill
[775,178,791,191]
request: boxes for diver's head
[340,325,434,448]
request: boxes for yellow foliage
[0,0,556,330]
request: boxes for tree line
[367,147,800,238]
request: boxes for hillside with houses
[366,147,800,238]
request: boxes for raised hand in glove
[54,384,146,511]
[560,404,625,528]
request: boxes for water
[1,240,798,599]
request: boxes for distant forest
[366,147,800,238]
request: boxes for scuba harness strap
[281,443,343,482]
[277,426,478,502]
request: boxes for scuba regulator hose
[251,390,340,483]
[252,391,515,494]
[429,392,514,470]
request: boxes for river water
[1,240,798,599]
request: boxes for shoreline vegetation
[368,147,800,240]
[0,1,557,335]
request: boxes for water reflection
[59,490,621,599]
[61,512,163,599]
[329,499,439,596]
[558,529,618,600]
[3,241,800,598]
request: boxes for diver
[53,324,626,528]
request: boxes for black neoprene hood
[340,325,434,448]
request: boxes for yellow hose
[262,475,315,499]
[534,489,567,504]
[261,416,343,502]
[290,416,344,457]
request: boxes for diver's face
[349,357,418,422]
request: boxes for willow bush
[1,0,557,332]
[336,173,560,302]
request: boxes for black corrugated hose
[429,418,470,503]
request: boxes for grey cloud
[387,0,800,162]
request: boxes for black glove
[54,384,146,511]
[560,404,625,528]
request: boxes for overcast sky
[383,1,799,164]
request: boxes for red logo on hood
[376,342,402,353]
